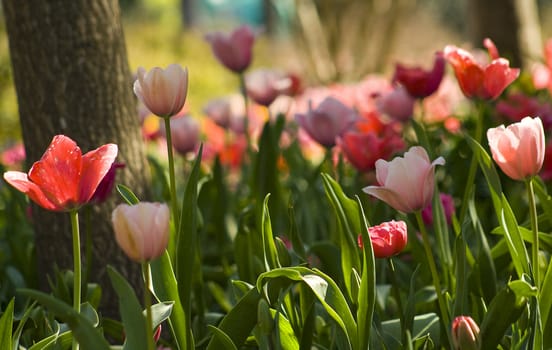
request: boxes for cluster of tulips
[3,23,552,350]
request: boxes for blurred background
[1,0,552,149]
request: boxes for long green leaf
[18,289,110,350]
[150,252,187,350]
[107,267,148,350]
[206,286,261,349]
[356,198,375,350]
[321,173,361,303]
[262,194,281,270]
[176,144,203,350]
[207,325,238,350]
[0,299,14,350]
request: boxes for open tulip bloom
[3,135,118,211]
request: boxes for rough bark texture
[2,0,150,316]
[467,0,542,68]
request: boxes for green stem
[458,102,484,226]
[239,73,252,154]
[83,206,92,300]
[415,211,451,343]
[526,178,540,288]
[388,258,406,344]
[163,116,179,259]
[143,262,155,350]
[69,209,81,350]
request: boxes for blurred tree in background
[1,0,149,314]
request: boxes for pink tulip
[363,146,445,213]
[111,202,170,262]
[376,86,415,122]
[162,116,200,156]
[451,316,480,350]
[357,220,408,258]
[203,97,233,129]
[245,68,288,106]
[133,64,188,118]
[421,193,455,226]
[295,97,358,147]
[487,116,545,181]
[205,25,255,73]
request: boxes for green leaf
[207,325,238,350]
[468,137,530,277]
[107,267,148,350]
[541,257,552,348]
[321,173,361,303]
[273,309,300,350]
[356,198,375,350]
[116,184,140,205]
[18,289,111,350]
[206,286,261,349]
[28,321,60,349]
[381,313,440,346]
[176,144,203,350]
[262,194,281,270]
[0,298,13,350]
[150,252,188,350]
[479,283,527,349]
[150,301,174,328]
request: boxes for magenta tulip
[205,25,255,73]
[295,97,358,147]
[487,116,545,181]
[363,146,445,213]
[112,202,170,262]
[393,51,445,98]
[133,64,188,118]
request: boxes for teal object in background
[199,0,265,27]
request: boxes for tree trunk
[467,0,542,69]
[2,0,150,316]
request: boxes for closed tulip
[444,38,520,100]
[133,64,188,118]
[3,135,118,211]
[487,116,545,181]
[245,68,288,107]
[393,51,445,98]
[111,202,170,262]
[358,220,408,258]
[205,25,255,74]
[295,97,358,147]
[363,146,445,213]
[451,316,480,350]
[376,86,416,122]
[161,116,200,156]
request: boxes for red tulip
[205,25,255,74]
[451,316,480,350]
[133,64,188,118]
[358,220,408,258]
[111,202,170,262]
[363,146,445,213]
[3,135,118,211]
[444,38,520,100]
[337,125,404,172]
[393,51,445,98]
[295,97,358,147]
[487,116,545,181]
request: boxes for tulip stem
[69,209,81,350]
[387,258,406,344]
[526,178,540,287]
[239,73,252,154]
[163,116,179,259]
[415,211,451,343]
[458,102,484,226]
[143,262,155,350]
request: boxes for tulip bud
[451,316,480,350]
[111,202,170,262]
[205,25,255,74]
[357,220,408,258]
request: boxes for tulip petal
[3,171,59,211]
[484,59,520,100]
[79,143,118,203]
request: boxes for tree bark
[2,0,150,316]
[467,0,542,69]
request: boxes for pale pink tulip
[166,116,200,156]
[487,116,545,181]
[295,97,358,147]
[133,64,188,118]
[363,146,445,213]
[245,68,288,106]
[112,202,170,262]
[376,86,415,122]
[205,25,255,73]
